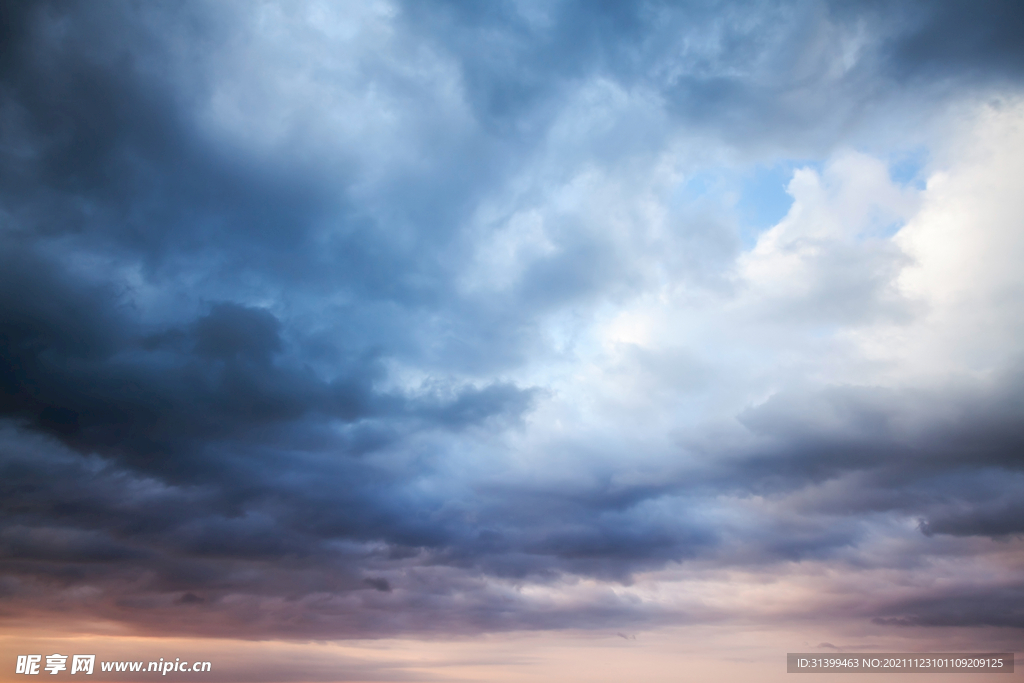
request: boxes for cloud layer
[2,0,1023,643]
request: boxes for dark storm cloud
[0,243,537,478]
[0,0,536,435]
[872,584,1024,628]
[0,422,692,638]
[919,498,1024,538]
[750,379,1023,472]
[0,0,539,624]
[724,374,1024,527]
[1,0,1024,640]
[872,0,1024,82]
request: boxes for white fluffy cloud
[514,99,1024,431]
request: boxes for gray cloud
[1,0,1023,643]
[873,584,1024,628]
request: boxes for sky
[1,0,1023,680]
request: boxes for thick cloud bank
[1,0,1023,640]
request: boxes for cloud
[878,0,1024,82]
[873,584,1024,628]
[1,0,1023,647]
